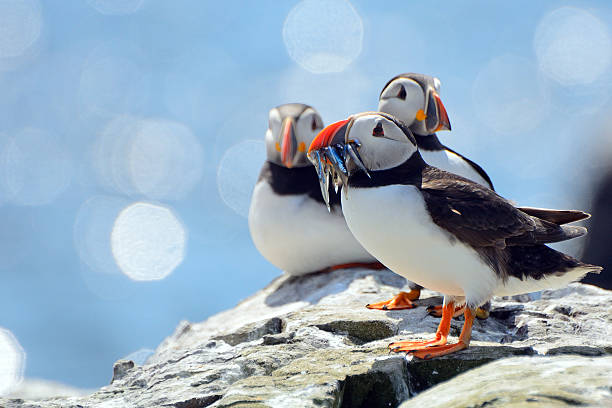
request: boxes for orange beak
[432,92,451,132]
[280,117,296,168]
[308,119,350,153]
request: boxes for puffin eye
[397,84,406,100]
[311,117,318,131]
[372,122,384,137]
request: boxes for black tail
[517,207,590,225]
[507,219,587,246]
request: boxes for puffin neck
[260,161,317,189]
[413,133,444,151]
[260,161,341,207]
[347,153,427,188]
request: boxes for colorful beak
[280,117,296,168]
[308,119,350,153]
[431,91,451,132]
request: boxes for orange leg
[427,303,489,320]
[366,288,421,310]
[389,301,455,351]
[408,307,475,359]
[322,261,386,273]
[426,303,465,318]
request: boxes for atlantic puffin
[370,73,577,318]
[248,104,381,276]
[370,73,494,315]
[308,112,600,358]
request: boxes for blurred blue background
[0,0,611,390]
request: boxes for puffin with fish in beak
[370,73,588,319]
[307,112,601,359]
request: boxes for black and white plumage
[375,73,589,314]
[308,112,601,358]
[248,104,377,276]
[374,73,493,313]
[379,73,493,189]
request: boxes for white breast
[341,185,498,304]
[248,181,375,276]
[421,149,491,188]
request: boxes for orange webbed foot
[408,341,468,359]
[389,336,448,352]
[366,289,421,310]
[392,304,476,360]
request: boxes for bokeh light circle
[0,128,72,206]
[0,328,26,396]
[129,119,204,200]
[78,44,150,118]
[217,139,265,218]
[87,0,144,15]
[283,0,363,73]
[92,116,203,200]
[92,115,137,196]
[0,0,42,59]
[534,7,612,86]
[74,195,128,275]
[472,54,549,134]
[163,46,240,127]
[277,67,371,124]
[111,202,186,281]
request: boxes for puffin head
[265,103,324,168]
[306,112,419,206]
[378,73,451,136]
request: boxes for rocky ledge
[2,268,611,407]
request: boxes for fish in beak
[307,118,369,210]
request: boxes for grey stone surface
[1,268,610,408]
[400,355,612,408]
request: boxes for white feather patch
[249,181,375,275]
[421,149,491,188]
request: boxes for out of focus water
[0,0,611,390]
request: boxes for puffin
[370,73,575,319]
[248,103,382,276]
[370,73,494,316]
[308,112,601,358]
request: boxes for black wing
[420,171,585,248]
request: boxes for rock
[212,317,283,346]
[400,355,612,407]
[0,268,610,408]
[111,359,135,383]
